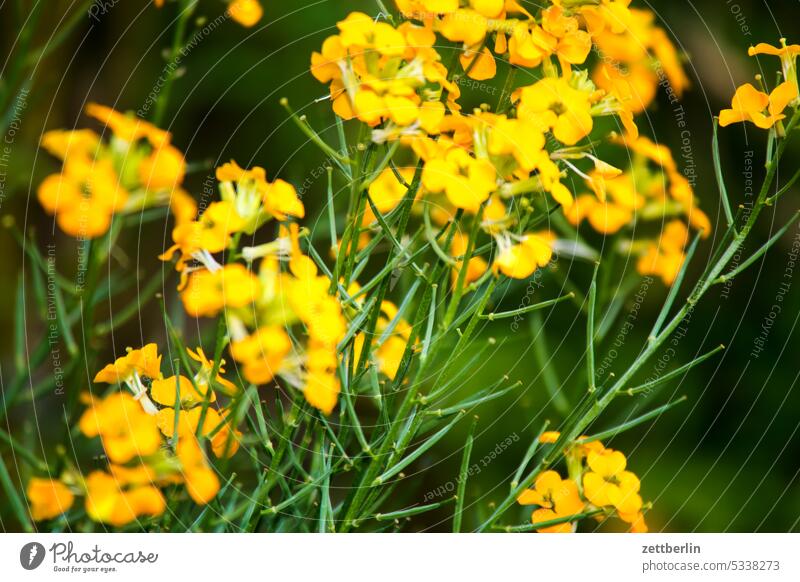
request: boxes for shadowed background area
[0,0,798,532]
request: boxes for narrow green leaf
[0,452,33,532]
[712,118,736,229]
[625,345,725,396]
[337,296,378,350]
[767,167,800,205]
[496,508,604,532]
[479,292,574,321]
[0,428,49,472]
[423,204,457,266]
[374,412,464,485]
[420,283,437,363]
[375,497,456,522]
[426,380,521,417]
[326,166,338,252]
[280,98,351,172]
[453,416,478,532]
[587,263,599,393]
[714,211,800,285]
[580,396,688,444]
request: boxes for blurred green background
[1,0,799,532]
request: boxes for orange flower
[517,470,584,533]
[228,0,263,28]
[176,436,221,504]
[719,82,797,129]
[181,263,261,318]
[78,393,162,464]
[84,471,165,526]
[27,478,75,521]
[37,157,127,239]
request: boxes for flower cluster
[38,104,193,238]
[311,11,458,135]
[516,431,647,533]
[159,160,358,416]
[27,344,238,525]
[395,0,688,109]
[564,134,710,284]
[308,1,701,286]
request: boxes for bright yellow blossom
[637,220,690,285]
[749,39,800,100]
[78,393,162,464]
[517,470,584,533]
[176,436,221,504]
[84,470,166,526]
[719,82,797,129]
[230,325,292,385]
[517,77,594,145]
[583,448,643,516]
[422,147,496,212]
[181,264,261,318]
[493,231,554,279]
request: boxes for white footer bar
[1,533,798,581]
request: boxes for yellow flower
[565,169,640,234]
[303,366,340,416]
[170,188,198,225]
[177,436,221,504]
[637,220,690,285]
[94,343,162,384]
[162,200,244,265]
[507,21,557,68]
[85,103,170,146]
[493,231,554,279]
[365,167,414,221]
[216,160,304,233]
[138,143,186,191]
[262,179,305,221]
[230,325,292,385]
[37,156,127,239]
[620,510,649,533]
[583,448,643,516]
[459,46,496,81]
[719,82,797,129]
[486,116,547,173]
[151,375,216,410]
[749,39,800,98]
[517,470,584,533]
[41,129,100,160]
[27,478,75,521]
[181,264,261,318]
[84,470,166,526]
[541,5,592,72]
[518,77,594,145]
[78,393,162,464]
[422,148,496,212]
[310,12,456,131]
[593,61,656,115]
[38,104,186,239]
[227,0,263,27]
